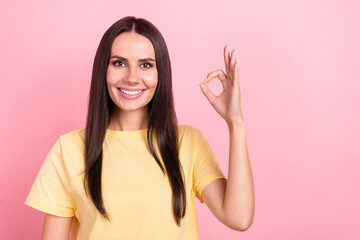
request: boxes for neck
[108,107,149,131]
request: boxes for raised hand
[199,44,244,127]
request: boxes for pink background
[1,0,359,239]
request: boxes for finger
[234,60,240,89]
[205,69,227,83]
[224,44,230,76]
[229,49,237,81]
[199,81,216,104]
[204,69,229,89]
[228,45,232,76]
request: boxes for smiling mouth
[118,88,144,95]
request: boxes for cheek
[144,72,158,89]
[106,69,117,85]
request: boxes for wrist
[227,119,245,131]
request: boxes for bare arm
[41,213,73,240]
[202,124,254,231]
[223,124,254,230]
[199,44,255,231]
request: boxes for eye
[112,61,125,67]
[142,62,153,68]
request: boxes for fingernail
[204,77,207,83]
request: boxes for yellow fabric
[25,125,225,240]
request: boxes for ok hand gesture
[199,44,244,127]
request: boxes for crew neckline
[105,128,148,138]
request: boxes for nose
[124,66,139,85]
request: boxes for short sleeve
[24,137,75,217]
[192,128,226,203]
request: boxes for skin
[106,31,158,131]
[199,45,255,231]
[41,38,254,238]
[41,31,158,239]
[41,213,73,239]
[105,33,255,230]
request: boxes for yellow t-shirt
[25,124,225,240]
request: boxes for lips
[117,87,145,91]
[117,87,146,100]
[119,88,143,95]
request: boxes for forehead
[111,32,155,58]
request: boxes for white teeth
[119,89,143,95]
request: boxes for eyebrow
[110,55,155,62]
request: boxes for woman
[25,16,254,239]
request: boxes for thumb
[199,81,216,104]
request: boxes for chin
[117,104,148,113]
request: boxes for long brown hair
[83,16,186,226]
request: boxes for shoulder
[57,128,86,151]
[59,128,85,142]
[177,124,206,143]
[178,124,199,135]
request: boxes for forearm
[223,122,255,230]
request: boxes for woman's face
[106,31,158,114]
